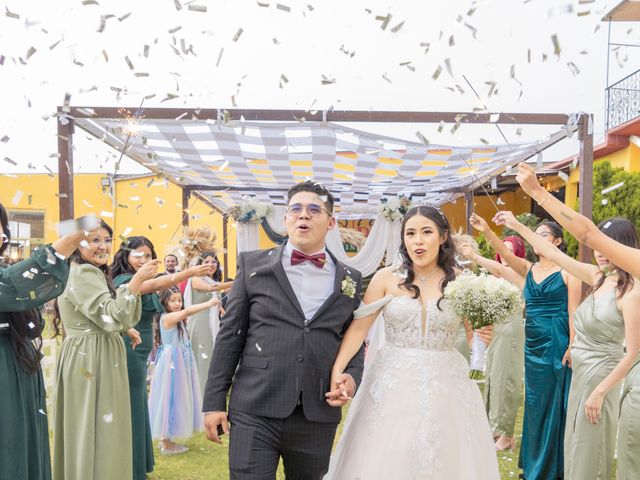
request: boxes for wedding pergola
[56,107,594,264]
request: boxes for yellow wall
[0,174,237,276]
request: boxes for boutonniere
[341,275,356,299]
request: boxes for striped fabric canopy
[74,117,568,213]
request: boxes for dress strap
[354,295,393,319]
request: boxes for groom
[202,181,365,479]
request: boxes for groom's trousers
[228,406,338,480]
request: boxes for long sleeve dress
[53,263,141,480]
[112,273,163,480]
[0,246,70,480]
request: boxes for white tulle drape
[236,222,260,253]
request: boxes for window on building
[6,210,45,260]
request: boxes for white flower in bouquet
[226,199,273,224]
[378,195,413,221]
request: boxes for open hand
[584,390,604,424]
[325,371,355,407]
[190,264,214,278]
[136,259,160,281]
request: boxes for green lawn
[148,394,524,479]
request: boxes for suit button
[304,327,310,333]
[297,354,303,362]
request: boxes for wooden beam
[578,113,594,264]
[57,116,75,221]
[67,106,570,125]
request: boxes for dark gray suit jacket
[202,244,365,423]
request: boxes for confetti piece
[216,48,224,67]
[26,46,37,59]
[489,113,500,123]
[257,2,269,6]
[377,13,391,30]
[100,210,114,218]
[391,21,404,33]
[601,198,608,205]
[233,28,243,41]
[83,0,99,4]
[567,61,580,76]
[188,4,207,12]
[602,221,612,229]
[80,367,94,379]
[321,74,336,85]
[276,3,290,12]
[124,56,134,70]
[11,190,23,205]
[5,6,20,19]
[103,413,113,423]
[415,131,429,145]
[82,200,94,208]
[3,157,17,166]
[155,197,165,207]
[558,171,569,183]
[38,409,46,415]
[437,121,445,133]
[381,73,392,83]
[480,138,489,145]
[444,58,453,77]
[551,34,561,56]
[0,135,8,142]
[256,343,262,352]
[601,181,624,195]
[496,197,506,205]
[432,65,442,80]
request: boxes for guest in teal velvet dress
[491,214,582,480]
[110,236,213,479]
[0,204,95,480]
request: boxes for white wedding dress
[325,295,500,480]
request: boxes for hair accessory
[416,202,448,224]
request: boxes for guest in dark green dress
[0,203,94,480]
[110,236,214,477]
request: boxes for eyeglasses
[90,237,113,247]
[286,203,331,218]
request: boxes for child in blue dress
[148,287,219,455]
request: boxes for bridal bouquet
[377,195,413,221]
[226,198,273,224]
[444,270,523,379]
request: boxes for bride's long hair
[398,205,457,310]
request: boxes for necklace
[415,266,439,284]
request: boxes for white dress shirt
[281,241,336,323]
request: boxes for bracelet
[536,192,551,207]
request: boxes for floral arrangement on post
[444,269,523,379]
[226,198,273,224]
[377,195,413,221]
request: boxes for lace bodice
[356,295,462,351]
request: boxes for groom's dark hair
[286,181,335,214]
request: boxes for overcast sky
[1,0,638,175]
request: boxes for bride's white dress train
[325,295,500,480]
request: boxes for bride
[325,205,500,479]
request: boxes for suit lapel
[308,249,347,324]
[269,244,306,319]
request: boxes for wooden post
[577,113,594,264]
[222,214,229,277]
[182,188,190,227]
[57,116,75,221]
[465,191,474,234]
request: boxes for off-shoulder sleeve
[353,295,394,319]
[0,245,70,312]
[66,264,142,331]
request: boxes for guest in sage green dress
[0,204,92,480]
[496,213,640,480]
[460,228,527,451]
[183,251,233,398]
[110,236,214,476]
[618,359,640,480]
[52,221,158,480]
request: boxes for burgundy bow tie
[291,249,326,268]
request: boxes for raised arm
[138,263,213,295]
[469,213,530,277]
[191,276,234,293]
[493,210,598,285]
[163,297,220,329]
[458,243,524,288]
[516,162,640,278]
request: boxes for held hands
[325,370,356,407]
[584,389,605,424]
[135,259,160,281]
[126,328,141,350]
[492,211,519,230]
[204,411,229,444]
[469,213,489,233]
